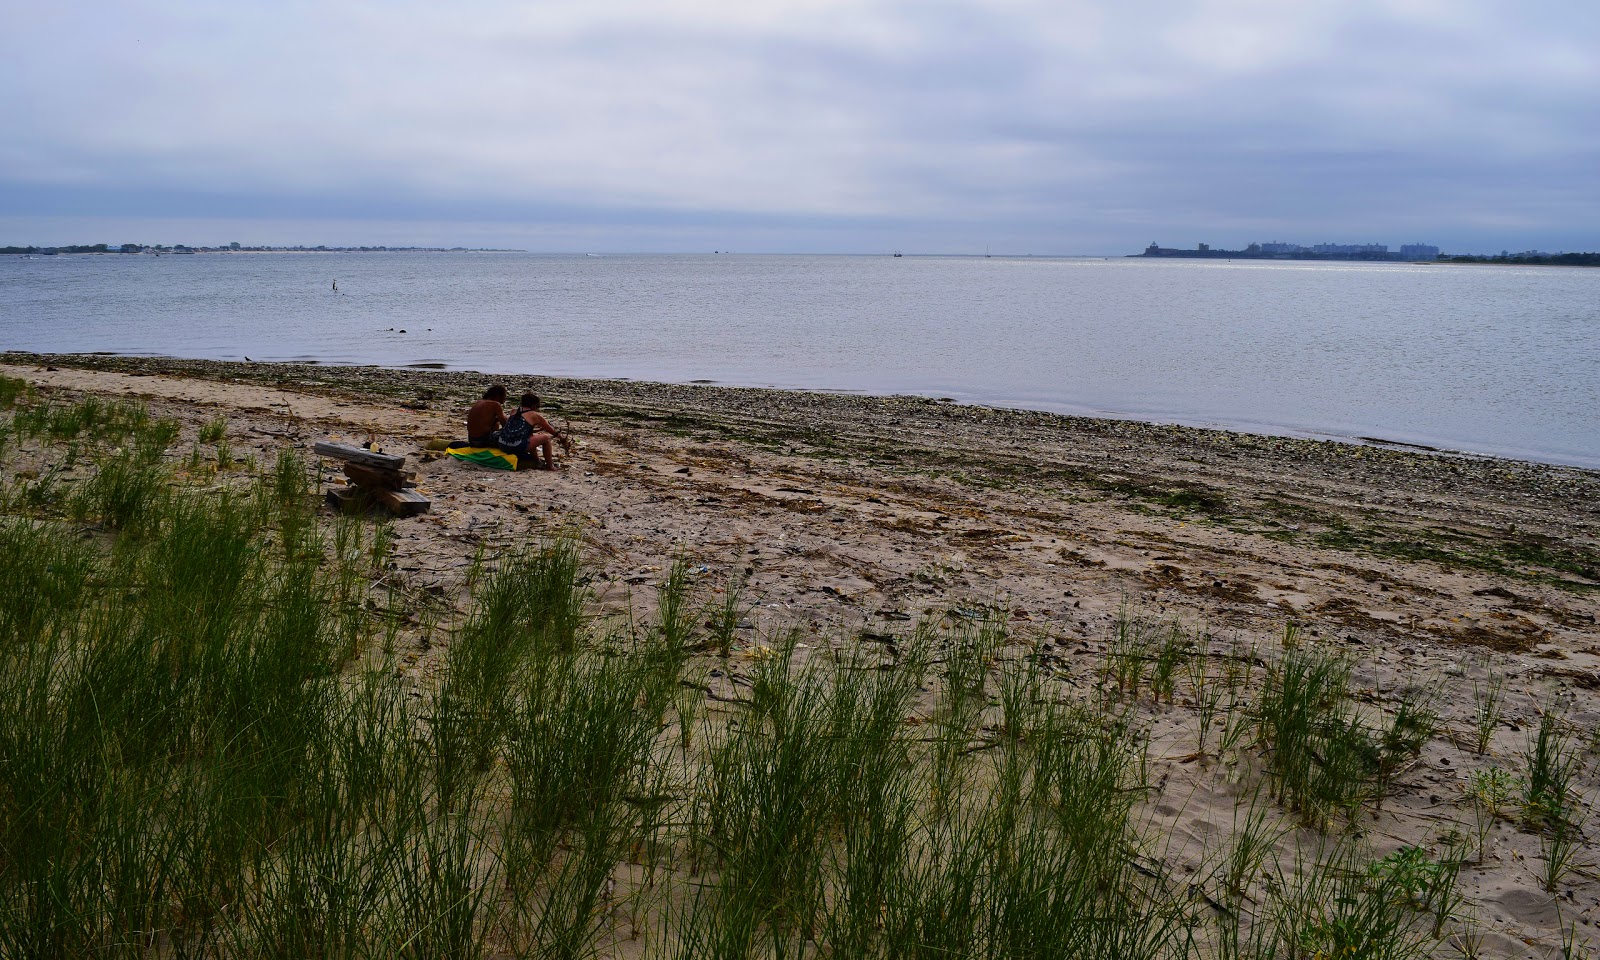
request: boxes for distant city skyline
[3,4,1596,255]
[1143,239,1442,263]
[7,238,1594,260]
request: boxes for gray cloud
[2,1,1595,252]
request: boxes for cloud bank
[3,1,1596,252]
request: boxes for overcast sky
[3,2,1596,254]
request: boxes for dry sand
[5,353,1599,956]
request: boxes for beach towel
[446,443,519,471]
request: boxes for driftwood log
[314,441,430,517]
[372,488,430,515]
[312,441,406,471]
[343,462,416,490]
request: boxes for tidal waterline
[2,252,1595,467]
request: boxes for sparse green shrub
[1186,640,1226,759]
[266,449,314,557]
[1522,707,1587,892]
[0,518,94,646]
[1255,643,1436,827]
[16,463,66,511]
[1151,625,1188,703]
[271,447,308,504]
[1261,841,1435,960]
[1523,706,1582,832]
[72,452,167,531]
[1106,608,1152,697]
[43,395,104,440]
[502,644,673,952]
[708,568,747,658]
[1470,767,1514,862]
[656,554,696,658]
[1369,842,1467,935]
[1472,674,1504,755]
[199,416,227,443]
[1541,813,1585,895]
[1378,686,1439,796]
[1218,790,1281,904]
[1256,645,1366,821]
[0,375,27,408]
[930,613,1004,802]
[437,536,592,782]
[369,517,394,571]
[134,416,181,464]
[11,400,49,441]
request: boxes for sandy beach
[4,351,1600,955]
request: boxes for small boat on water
[892,251,902,258]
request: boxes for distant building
[1310,242,1388,255]
[1139,240,1426,262]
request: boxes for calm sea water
[2,252,1596,468]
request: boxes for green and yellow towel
[445,443,518,471]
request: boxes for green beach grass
[0,377,1590,958]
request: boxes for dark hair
[519,392,540,410]
[483,384,507,401]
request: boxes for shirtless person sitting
[466,385,508,446]
[498,392,568,470]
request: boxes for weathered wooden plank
[325,485,368,514]
[313,441,406,471]
[374,487,431,517]
[328,484,429,517]
[344,462,406,490]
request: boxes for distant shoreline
[8,349,1597,473]
[1133,246,1600,268]
[1,245,523,256]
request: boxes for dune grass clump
[0,490,350,955]
[1252,840,1438,960]
[0,375,27,409]
[1253,638,1436,828]
[199,415,228,444]
[687,633,927,948]
[672,617,1202,960]
[11,394,155,446]
[1521,707,1588,892]
[69,449,170,530]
